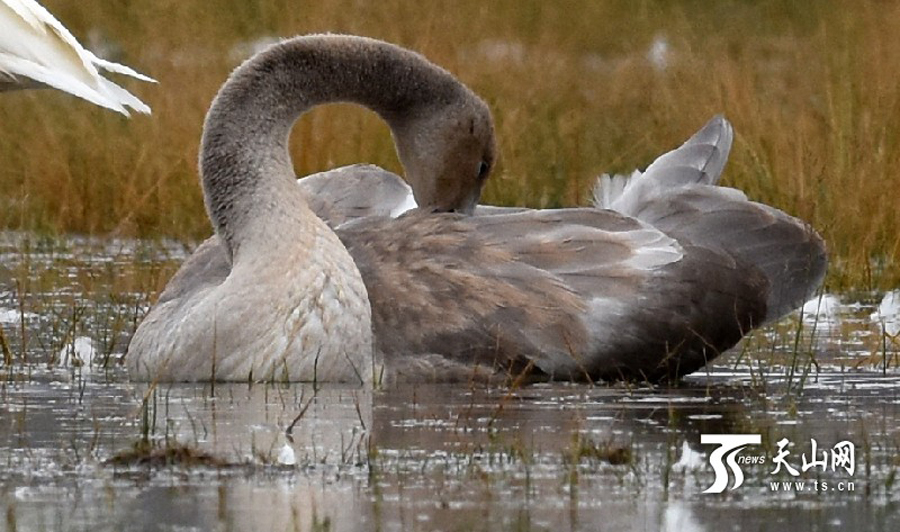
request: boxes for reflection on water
[1,233,899,531]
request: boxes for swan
[127,34,827,383]
[127,34,496,383]
[0,0,154,114]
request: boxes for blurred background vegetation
[0,0,897,291]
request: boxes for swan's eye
[477,161,490,181]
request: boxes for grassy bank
[0,0,897,290]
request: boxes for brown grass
[1,0,898,289]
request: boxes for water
[1,232,899,531]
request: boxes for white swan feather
[0,0,154,115]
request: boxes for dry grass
[1,0,898,289]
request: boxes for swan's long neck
[199,35,462,257]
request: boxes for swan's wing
[146,180,824,383]
[0,0,154,114]
[624,187,826,376]
[298,164,416,226]
[590,114,824,322]
[592,175,824,376]
[628,184,827,322]
[86,50,155,82]
[340,208,750,382]
[470,208,683,294]
[155,236,230,305]
[593,115,733,214]
[641,115,733,187]
[148,207,684,381]
[337,212,594,380]
[466,207,774,381]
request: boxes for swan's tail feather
[641,115,733,187]
[592,115,733,214]
[593,170,638,210]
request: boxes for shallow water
[1,233,899,532]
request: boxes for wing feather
[0,0,155,114]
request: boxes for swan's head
[393,95,496,214]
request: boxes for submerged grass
[0,233,182,371]
[106,441,231,469]
[1,0,899,290]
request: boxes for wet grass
[0,0,898,289]
[105,441,230,469]
[0,234,180,374]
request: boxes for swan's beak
[416,186,479,215]
[457,195,478,215]
[431,193,477,215]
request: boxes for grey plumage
[300,164,415,225]
[155,164,415,306]
[127,35,826,383]
[350,116,824,381]
[594,116,826,324]
[127,35,497,382]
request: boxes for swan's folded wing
[337,212,594,379]
[341,208,698,381]
[627,184,828,322]
[466,207,769,380]
[471,208,683,295]
[588,114,824,325]
[297,164,415,226]
[156,236,230,305]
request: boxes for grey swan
[127,34,495,382]
[126,34,826,383]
